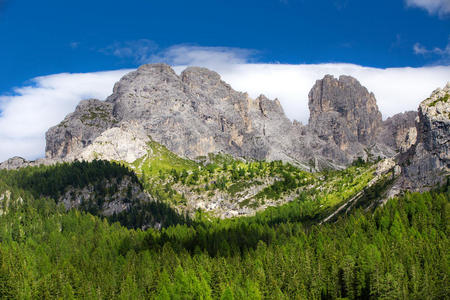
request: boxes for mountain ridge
[2,64,448,198]
[43,64,399,169]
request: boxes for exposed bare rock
[0,156,30,170]
[397,82,450,191]
[307,75,390,164]
[75,122,150,163]
[59,175,153,216]
[0,190,11,216]
[378,111,417,152]
[43,65,399,170]
[44,64,307,166]
[0,156,56,170]
[45,99,117,159]
[309,75,382,145]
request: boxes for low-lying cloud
[202,63,450,123]
[1,46,449,162]
[0,70,131,161]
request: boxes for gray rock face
[0,156,30,170]
[307,75,391,164]
[378,111,417,152]
[38,65,409,169]
[309,75,382,146]
[59,175,152,216]
[44,64,306,165]
[0,156,55,170]
[45,99,117,159]
[76,122,151,163]
[398,83,450,190]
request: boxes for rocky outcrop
[307,75,391,163]
[397,83,450,191]
[0,156,30,170]
[105,64,299,162]
[43,64,306,166]
[308,75,382,146]
[378,111,417,152]
[46,99,117,159]
[59,175,152,216]
[0,156,55,170]
[75,121,151,163]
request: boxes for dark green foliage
[352,156,366,167]
[0,173,447,298]
[0,160,188,230]
[110,200,190,230]
[0,160,141,199]
[0,157,447,298]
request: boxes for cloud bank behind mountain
[1,59,449,161]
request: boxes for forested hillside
[0,160,189,230]
[0,159,448,298]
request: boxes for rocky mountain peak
[44,64,296,164]
[181,66,223,87]
[396,82,449,191]
[308,74,382,146]
[37,65,409,171]
[45,98,116,159]
[417,82,449,159]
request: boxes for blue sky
[0,0,449,161]
[0,0,449,93]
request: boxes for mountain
[42,64,400,171]
[2,64,447,203]
[395,83,450,191]
[0,65,447,298]
[378,110,417,152]
[307,74,396,165]
[46,64,299,165]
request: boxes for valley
[0,64,448,299]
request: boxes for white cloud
[101,41,256,69]
[405,0,450,16]
[198,63,450,125]
[413,43,429,55]
[0,70,131,161]
[150,45,257,69]
[1,46,450,162]
[413,40,450,64]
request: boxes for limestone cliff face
[40,65,401,169]
[45,99,117,159]
[309,75,382,146]
[378,111,417,152]
[76,122,151,163]
[44,64,303,165]
[398,83,450,190]
[307,75,390,163]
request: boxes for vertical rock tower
[307,75,384,160]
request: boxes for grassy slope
[118,140,379,219]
